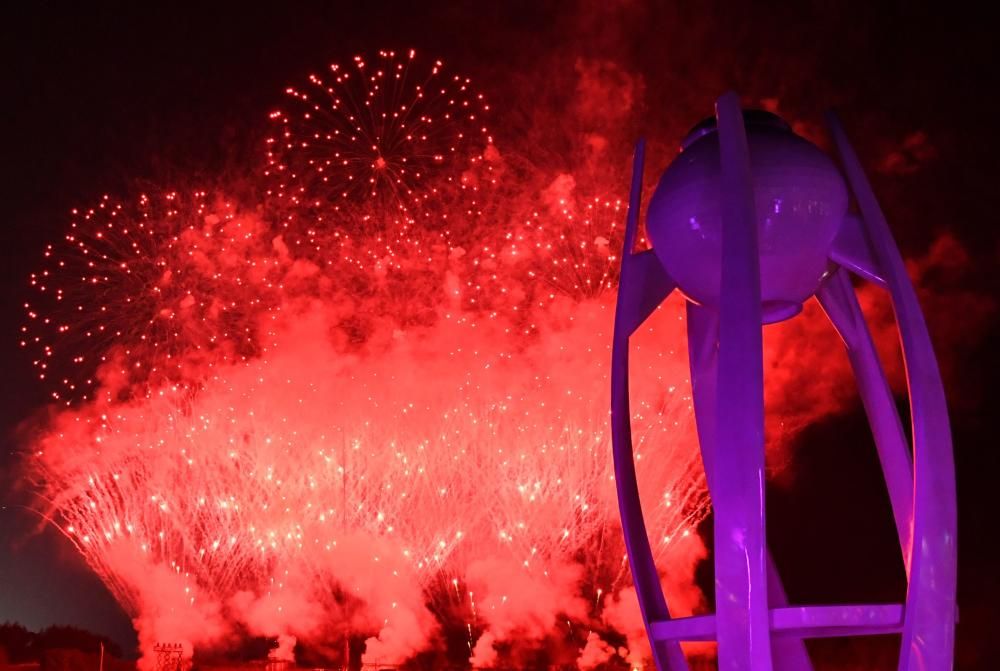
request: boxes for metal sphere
[646,111,848,322]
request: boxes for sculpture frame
[610,92,957,671]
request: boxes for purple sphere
[646,111,848,322]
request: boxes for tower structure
[611,92,957,670]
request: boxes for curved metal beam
[827,112,957,671]
[713,91,772,671]
[611,138,685,671]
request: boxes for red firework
[21,190,278,404]
[265,49,493,230]
[19,48,726,671]
[452,193,625,326]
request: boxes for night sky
[1,2,997,669]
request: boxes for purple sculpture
[611,92,956,670]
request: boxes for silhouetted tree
[35,626,121,659]
[40,647,134,671]
[0,623,35,663]
[0,623,127,667]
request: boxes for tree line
[0,623,132,671]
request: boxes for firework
[444,193,625,330]
[28,283,709,665]
[21,191,280,405]
[23,49,713,671]
[523,195,624,301]
[265,49,493,231]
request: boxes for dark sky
[1,1,997,668]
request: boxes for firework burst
[265,49,493,231]
[21,190,279,404]
[524,194,624,301]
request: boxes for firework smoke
[28,229,712,665]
